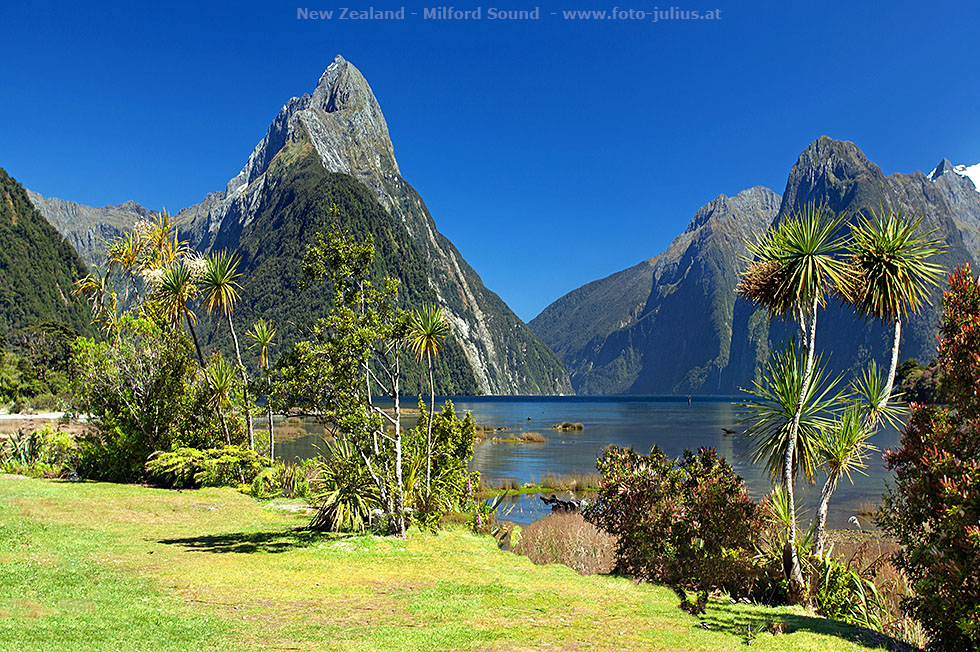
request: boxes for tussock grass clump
[512,512,616,575]
[518,431,546,443]
[476,471,601,496]
[539,471,601,492]
[550,421,585,431]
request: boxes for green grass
[0,474,886,651]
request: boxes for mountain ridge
[27,55,571,396]
[533,136,980,395]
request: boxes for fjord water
[274,396,901,528]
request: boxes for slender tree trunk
[814,475,838,558]
[218,407,231,446]
[393,357,406,537]
[425,349,435,501]
[884,315,902,402]
[783,294,819,601]
[267,372,275,460]
[226,312,254,450]
[185,312,205,366]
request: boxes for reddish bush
[878,264,980,651]
[583,445,760,612]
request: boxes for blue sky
[2,1,978,320]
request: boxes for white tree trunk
[393,357,406,538]
[884,315,902,402]
[784,294,818,599]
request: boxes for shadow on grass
[158,528,336,554]
[701,603,914,650]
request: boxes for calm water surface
[269,396,901,528]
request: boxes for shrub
[405,401,478,523]
[309,437,382,532]
[583,445,760,613]
[878,264,980,651]
[249,462,311,499]
[0,424,78,476]
[72,317,236,482]
[145,446,271,489]
[512,512,616,575]
[813,554,888,631]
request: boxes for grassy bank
[478,471,602,497]
[0,475,885,651]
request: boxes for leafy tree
[737,202,850,598]
[409,305,450,500]
[276,219,412,536]
[878,264,980,650]
[0,322,80,407]
[72,316,204,481]
[844,208,946,402]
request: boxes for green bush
[0,425,78,476]
[79,425,155,482]
[309,437,382,532]
[813,555,887,631]
[405,400,478,523]
[249,462,311,499]
[73,317,241,482]
[145,446,272,489]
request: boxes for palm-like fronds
[739,342,844,484]
[818,408,876,487]
[200,250,242,317]
[848,360,908,430]
[247,319,277,370]
[408,305,450,363]
[153,262,198,327]
[844,208,946,320]
[739,203,852,315]
[73,267,115,320]
[310,436,382,532]
[106,231,150,275]
[145,211,188,269]
[760,486,816,570]
[204,355,236,410]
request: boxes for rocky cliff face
[25,192,156,266]
[181,55,570,394]
[928,158,980,256]
[28,55,571,395]
[720,137,976,392]
[534,137,979,395]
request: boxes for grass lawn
[0,474,886,651]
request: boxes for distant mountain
[531,187,780,394]
[26,56,571,396]
[533,137,980,395]
[0,169,93,335]
[27,193,157,267]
